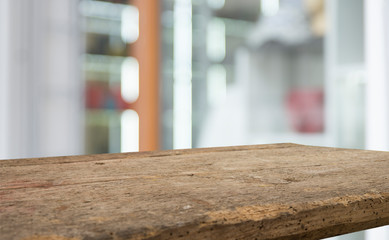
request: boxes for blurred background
[0,0,388,239]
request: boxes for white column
[173,0,192,149]
[39,0,83,157]
[365,0,389,151]
[0,0,11,159]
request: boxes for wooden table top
[1,143,389,240]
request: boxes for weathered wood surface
[1,143,389,240]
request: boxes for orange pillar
[130,0,160,151]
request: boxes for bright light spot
[207,18,225,62]
[207,64,226,108]
[173,0,192,149]
[121,6,139,43]
[121,57,139,103]
[261,0,279,17]
[207,0,225,9]
[121,109,139,152]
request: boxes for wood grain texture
[1,143,389,240]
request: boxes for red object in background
[85,82,105,109]
[286,89,324,133]
[86,82,129,110]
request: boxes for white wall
[0,0,83,159]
